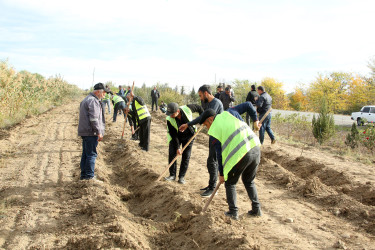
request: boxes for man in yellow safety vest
[165,103,203,184]
[125,92,151,151]
[200,108,262,220]
[111,94,126,122]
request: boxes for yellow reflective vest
[208,111,260,181]
[166,105,196,144]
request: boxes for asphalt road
[272,109,354,126]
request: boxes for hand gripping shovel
[156,125,205,182]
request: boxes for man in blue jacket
[78,83,106,180]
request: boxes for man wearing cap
[200,108,262,220]
[112,93,127,122]
[125,92,152,151]
[165,103,203,184]
[78,83,106,180]
[179,85,223,197]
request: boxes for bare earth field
[0,100,374,249]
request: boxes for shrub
[312,98,335,144]
[361,123,375,153]
[345,123,360,149]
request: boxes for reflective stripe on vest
[208,111,260,181]
[166,105,196,144]
[135,100,151,121]
[103,93,111,101]
[112,95,124,105]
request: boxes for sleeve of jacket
[246,92,251,102]
[212,136,224,176]
[167,120,180,148]
[88,98,102,135]
[187,104,204,115]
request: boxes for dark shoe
[200,186,209,191]
[201,189,214,197]
[178,177,186,184]
[164,176,176,181]
[248,209,262,217]
[224,211,239,220]
[271,139,276,145]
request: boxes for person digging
[200,109,262,220]
[164,103,203,184]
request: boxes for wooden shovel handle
[156,125,205,181]
[259,108,272,124]
[202,182,221,212]
[121,81,135,139]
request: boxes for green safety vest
[208,111,260,181]
[103,93,111,101]
[166,105,196,144]
[135,100,151,121]
[112,95,124,105]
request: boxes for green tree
[312,97,335,145]
[180,86,185,95]
[345,123,360,149]
[260,77,289,110]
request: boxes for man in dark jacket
[179,85,224,197]
[78,83,106,180]
[151,86,160,111]
[246,85,259,126]
[164,103,203,184]
[214,85,223,99]
[256,86,276,145]
[219,86,235,110]
[126,92,152,151]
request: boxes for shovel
[156,125,204,181]
[121,81,135,139]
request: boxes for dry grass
[0,60,82,128]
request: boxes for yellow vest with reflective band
[128,105,138,126]
[103,93,111,101]
[112,95,124,105]
[166,105,196,144]
[208,111,260,181]
[135,100,151,121]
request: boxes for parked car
[351,106,375,126]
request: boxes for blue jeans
[102,99,111,114]
[259,113,275,144]
[80,136,98,179]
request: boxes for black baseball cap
[166,103,179,116]
[199,109,216,124]
[93,82,105,90]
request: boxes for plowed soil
[0,100,374,249]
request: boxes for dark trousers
[225,146,261,213]
[207,140,218,190]
[139,119,151,151]
[259,113,275,144]
[168,139,194,178]
[80,136,98,179]
[113,102,126,122]
[152,98,158,111]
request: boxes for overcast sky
[1,0,374,92]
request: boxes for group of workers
[78,82,275,220]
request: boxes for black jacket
[246,90,259,105]
[167,104,203,147]
[256,92,272,116]
[151,89,160,100]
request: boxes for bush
[361,123,375,153]
[0,60,81,128]
[345,123,360,149]
[312,98,335,144]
